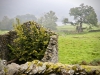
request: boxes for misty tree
[69,3,98,32]
[62,18,69,25]
[38,11,58,30]
[37,17,44,25]
[0,16,9,30]
[16,14,37,23]
[0,16,14,30]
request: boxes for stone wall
[42,35,58,63]
[0,60,100,75]
[0,34,9,60]
[0,31,17,60]
[0,31,58,63]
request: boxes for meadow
[58,32,100,64]
[58,24,100,65]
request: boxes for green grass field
[57,24,100,32]
[58,32,100,64]
[0,30,8,35]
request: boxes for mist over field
[0,0,100,22]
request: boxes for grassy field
[57,24,100,33]
[0,27,100,65]
[57,25,76,31]
[58,32,100,64]
[0,30,8,35]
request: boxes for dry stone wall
[0,60,100,75]
[42,35,58,63]
[0,31,17,60]
[0,34,9,60]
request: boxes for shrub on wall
[8,20,55,64]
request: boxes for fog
[0,0,100,21]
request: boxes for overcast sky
[0,0,100,21]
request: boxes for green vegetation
[58,32,100,64]
[8,21,55,64]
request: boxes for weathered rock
[0,60,7,75]
[6,63,20,75]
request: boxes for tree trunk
[76,20,83,33]
[79,22,83,33]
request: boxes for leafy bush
[8,21,55,63]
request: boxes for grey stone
[6,63,20,75]
[0,60,7,75]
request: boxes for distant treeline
[0,11,58,31]
[0,14,37,30]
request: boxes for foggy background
[0,0,100,24]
